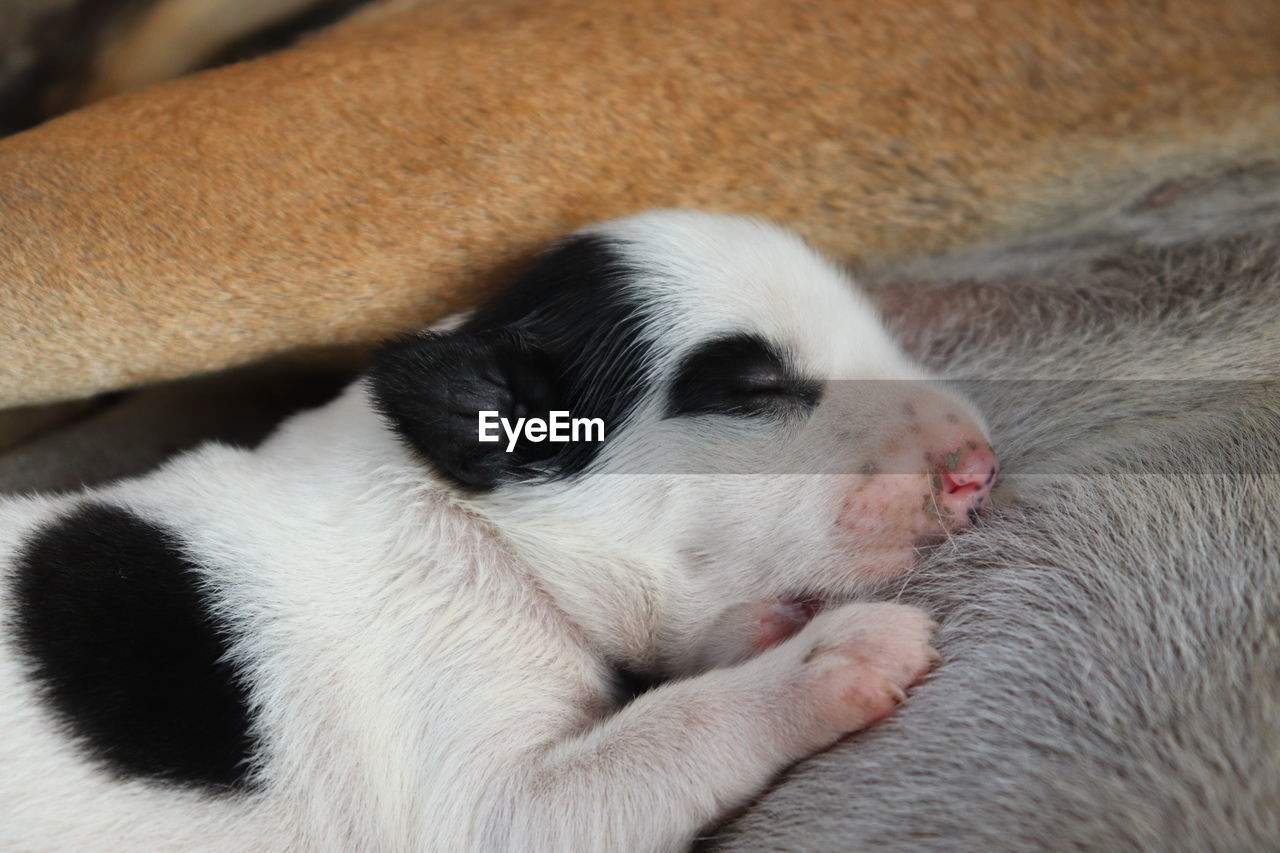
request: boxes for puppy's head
[370,211,996,671]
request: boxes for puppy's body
[1,396,611,850]
[0,213,994,851]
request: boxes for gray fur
[706,161,1280,851]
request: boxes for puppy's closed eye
[667,333,822,418]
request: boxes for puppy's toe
[801,603,939,733]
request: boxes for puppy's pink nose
[935,444,998,525]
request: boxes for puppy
[0,211,996,852]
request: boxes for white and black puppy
[0,211,996,852]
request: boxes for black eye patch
[666,333,822,419]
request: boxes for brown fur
[3,0,1280,407]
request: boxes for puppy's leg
[486,603,937,853]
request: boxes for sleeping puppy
[0,211,996,852]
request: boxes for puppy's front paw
[798,603,939,735]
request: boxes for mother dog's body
[710,163,1280,851]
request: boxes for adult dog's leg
[3,0,1279,407]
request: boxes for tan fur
[3,0,1280,407]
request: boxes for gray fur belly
[707,161,1280,852]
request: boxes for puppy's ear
[367,329,563,490]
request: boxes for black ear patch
[369,329,563,489]
[11,503,257,791]
[668,333,822,419]
[369,233,656,490]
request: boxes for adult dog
[2,0,1279,407]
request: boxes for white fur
[0,211,989,851]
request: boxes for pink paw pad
[802,603,940,733]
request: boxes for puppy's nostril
[929,443,998,529]
[937,454,998,495]
[939,467,981,494]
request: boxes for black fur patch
[369,234,655,490]
[667,333,821,419]
[11,503,256,790]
